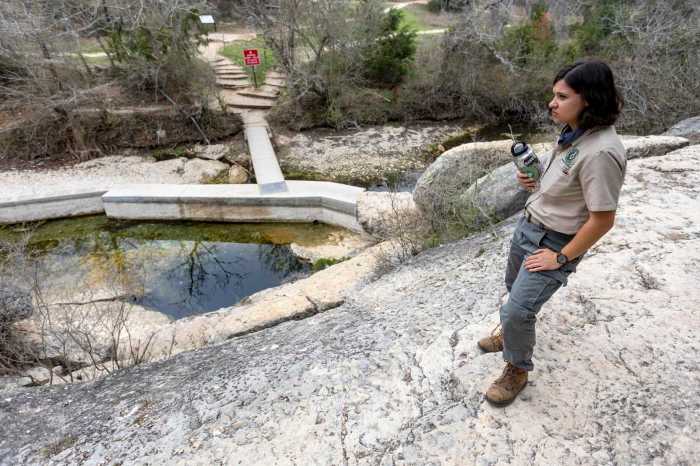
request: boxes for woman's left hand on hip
[524,248,562,272]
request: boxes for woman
[477,60,627,406]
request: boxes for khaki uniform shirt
[525,125,626,235]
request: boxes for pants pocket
[518,223,546,253]
[510,266,563,310]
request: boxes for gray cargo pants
[501,215,582,371]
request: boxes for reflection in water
[32,233,310,320]
[135,241,307,319]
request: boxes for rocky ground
[274,123,464,187]
[0,120,464,199]
[1,144,698,465]
[0,153,231,199]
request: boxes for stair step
[237,90,278,100]
[259,84,281,94]
[213,64,243,70]
[224,95,274,109]
[217,78,249,85]
[265,79,286,87]
[218,84,248,90]
[216,72,249,78]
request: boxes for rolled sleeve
[578,150,626,211]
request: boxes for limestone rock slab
[356,191,429,239]
[192,143,228,161]
[622,135,689,159]
[2,148,699,465]
[663,115,700,142]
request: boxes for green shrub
[311,257,348,272]
[363,10,417,86]
[498,2,557,68]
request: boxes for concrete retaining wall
[0,188,107,224]
[1,181,366,232]
[102,181,364,232]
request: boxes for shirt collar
[557,125,587,148]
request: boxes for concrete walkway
[202,32,290,194]
[245,125,287,192]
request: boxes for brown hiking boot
[477,324,503,353]
[485,363,528,406]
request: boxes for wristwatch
[556,253,569,266]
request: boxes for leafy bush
[363,10,417,87]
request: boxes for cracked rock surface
[1,147,699,465]
[276,123,463,186]
[0,155,229,199]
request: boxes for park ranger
[477,60,627,406]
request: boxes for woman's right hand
[516,171,537,192]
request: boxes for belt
[524,209,575,239]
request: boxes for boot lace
[487,323,502,345]
[495,363,522,390]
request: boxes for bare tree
[605,1,700,132]
[0,232,172,387]
[0,0,219,162]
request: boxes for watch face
[557,254,567,264]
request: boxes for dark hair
[553,60,624,129]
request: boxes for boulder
[20,366,53,386]
[662,115,700,142]
[621,135,690,160]
[223,151,250,166]
[460,163,528,221]
[182,158,229,183]
[228,164,249,184]
[289,234,375,263]
[413,140,552,215]
[17,299,172,368]
[357,191,430,239]
[193,144,228,161]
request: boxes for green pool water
[1,216,349,319]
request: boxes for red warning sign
[243,49,260,66]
